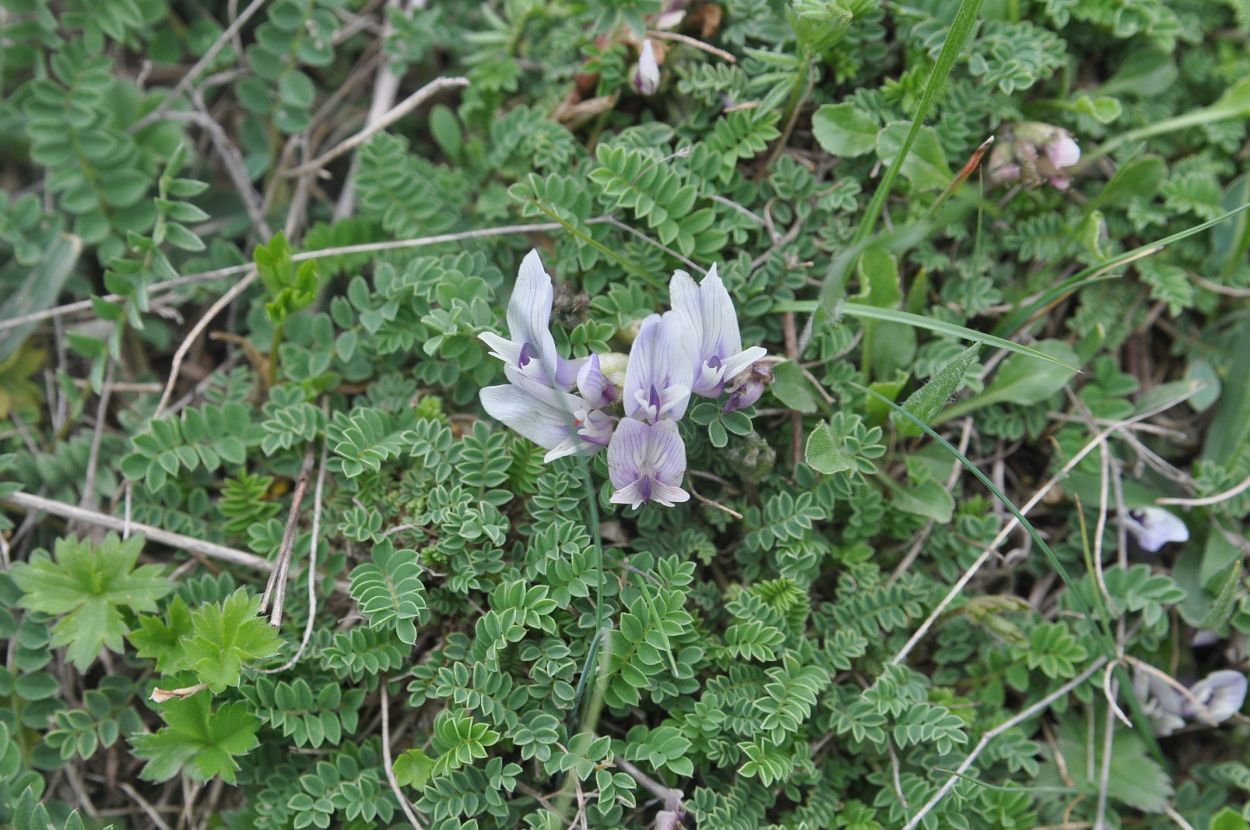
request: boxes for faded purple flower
[670,266,767,397]
[1126,506,1189,553]
[1133,670,1187,736]
[480,249,580,389]
[608,419,689,508]
[1134,667,1247,735]
[1185,670,1247,723]
[624,312,695,423]
[723,361,773,412]
[577,353,617,409]
[480,368,613,462]
[633,39,660,96]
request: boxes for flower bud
[988,122,1081,191]
[633,39,660,96]
[722,361,773,413]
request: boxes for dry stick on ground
[284,76,469,177]
[615,758,683,828]
[1157,469,1250,506]
[169,101,272,240]
[0,221,595,336]
[333,0,412,219]
[890,385,1202,667]
[645,29,736,62]
[260,445,317,626]
[120,783,173,830]
[3,491,272,572]
[152,269,258,417]
[380,681,427,830]
[262,433,329,673]
[131,0,270,132]
[900,656,1110,830]
[78,359,116,521]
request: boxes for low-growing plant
[1,1,1250,829]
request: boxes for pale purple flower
[669,266,767,398]
[1126,507,1189,553]
[1134,667,1247,735]
[608,419,689,508]
[723,362,772,412]
[623,312,695,423]
[1133,670,1187,736]
[633,39,660,96]
[576,354,617,409]
[480,249,580,389]
[1185,670,1247,723]
[1046,133,1080,170]
[480,368,613,462]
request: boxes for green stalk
[848,0,985,248]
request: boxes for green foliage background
[2,0,1250,828]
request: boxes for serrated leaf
[131,696,260,783]
[10,534,171,670]
[178,589,282,692]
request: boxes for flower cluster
[479,250,767,509]
[988,121,1081,190]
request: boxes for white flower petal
[1187,670,1247,723]
[480,383,572,451]
[1126,507,1189,552]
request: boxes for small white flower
[634,39,660,96]
[1186,670,1247,724]
[1125,506,1189,552]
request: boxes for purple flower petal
[481,368,613,462]
[577,354,616,408]
[608,419,689,508]
[1186,670,1247,723]
[1126,507,1188,553]
[670,265,767,397]
[479,249,573,388]
[623,313,693,423]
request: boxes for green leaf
[0,233,82,362]
[876,123,953,192]
[1093,155,1167,209]
[1198,559,1242,632]
[129,595,194,674]
[393,748,436,790]
[1210,807,1250,830]
[1184,359,1221,412]
[770,361,819,413]
[889,479,954,523]
[10,534,172,670]
[177,589,282,692]
[131,695,260,783]
[812,103,878,157]
[893,345,981,436]
[1053,715,1172,813]
[805,420,852,475]
[938,340,1080,422]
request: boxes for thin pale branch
[284,76,469,177]
[901,656,1109,830]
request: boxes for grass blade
[848,0,984,247]
[773,299,1080,371]
[994,202,1250,338]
